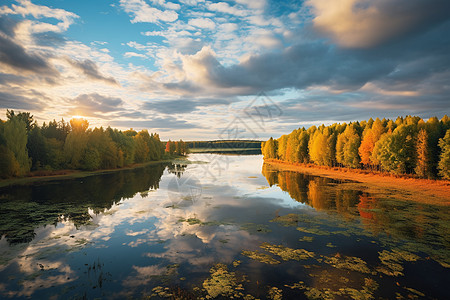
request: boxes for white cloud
[1,0,79,32]
[234,0,266,10]
[124,52,147,59]
[188,18,216,30]
[179,0,205,5]
[207,2,247,17]
[151,0,181,10]
[120,0,178,23]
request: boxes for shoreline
[264,159,450,206]
[0,158,186,189]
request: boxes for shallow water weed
[151,286,173,298]
[323,255,371,274]
[240,223,271,234]
[241,250,280,265]
[268,286,282,300]
[202,264,245,298]
[284,276,378,300]
[377,249,420,276]
[299,236,314,242]
[270,214,299,227]
[296,226,331,236]
[260,243,315,261]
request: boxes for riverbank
[0,157,188,188]
[264,159,450,206]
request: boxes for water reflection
[0,163,168,244]
[0,155,448,299]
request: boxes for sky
[0,0,449,140]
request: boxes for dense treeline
[262,115,450,179]
[0,110,188,179]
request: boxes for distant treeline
[188,140,262,149]
[0,110,188,178]
[262,115,450,179]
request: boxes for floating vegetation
[268,286,283,300]
[270,214,299,227]
[260,243,315,261]
[151,286,174,298]
[296,226,331,236]
[240,223,271,234]
[299,236,314,242]
[184,218,203,225]
[377,249,420,276]
[325,243,336,248]
[323,254,372,274]
[241,250,280,265]
[304,287,337,300]
[284,277,378,300]
[232,260,241,267]
[178,217,232,227]
[404,287,425,298]
[202,263,245,298]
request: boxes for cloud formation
[120,0,178,23]
[68,59,118,85]
[67,93,123,117]
[307,0,450,48]
[0,0,449,139]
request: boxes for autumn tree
[134,130,150,163]
[285,130,300,163]
[336,124,361,168]
[277,135,288,161]
[372,125,417,174]
[359,118,385,168]
[262,137,277,159]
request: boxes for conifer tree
[438,129,450,179]
[415,129,430,178]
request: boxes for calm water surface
[0,154,449,299]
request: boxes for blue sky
[1,0,449,139]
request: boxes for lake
[0,154,449,299]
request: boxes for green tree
[27,126,49,170]
[134,130,150,163]
[64,118,90,169]
[297,130,310,163]
[3,117,31,175]
[372,125,416,174]
[336,124,361,168]
[438,129,450,179]
[415,129,430,178]
[6,110,34,132]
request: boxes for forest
[0,110,188,179]
[261,115,450,179]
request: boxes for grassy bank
[264,159,450,206]
[0,157,188,188]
